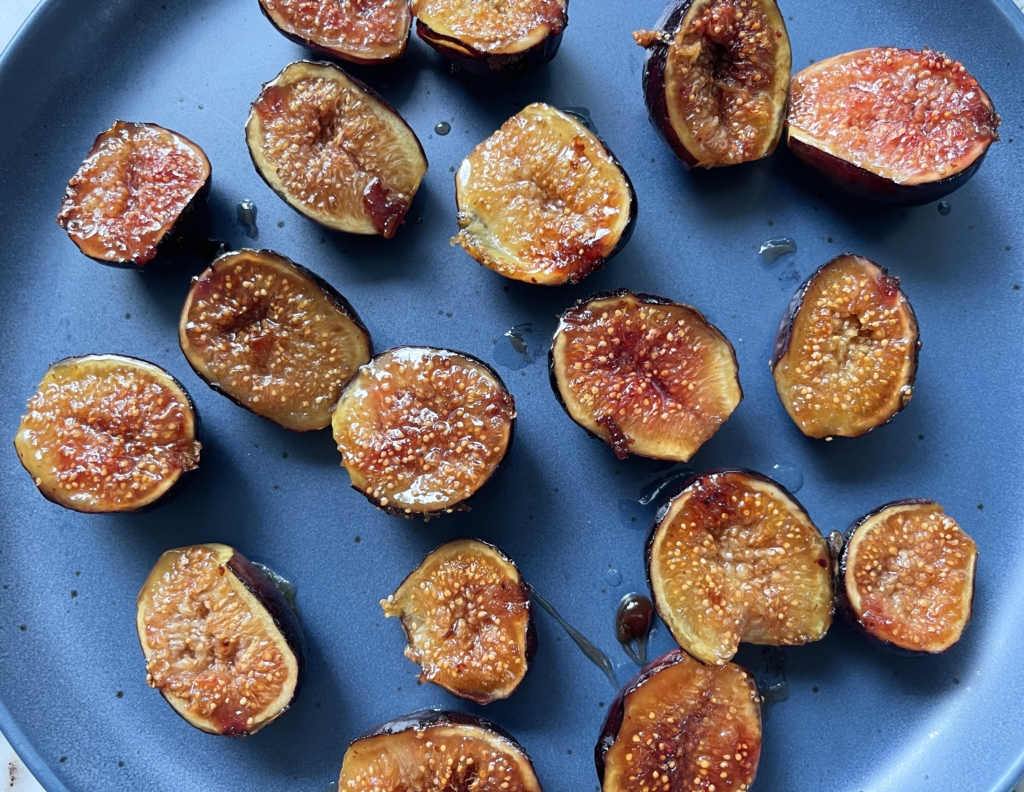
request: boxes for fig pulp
[840,500,977,654]
[339,710,542,791]
[57,121,211,267]
[259,0,411,64]
[246,61,427,238]
[596,649,761,792]
[14,355,201,513]
[647,470,832,665]
[454,103,636,286]
[772,254,919,439]
[550,290,741,462]
[332,347,516,516]
[179,249,372,432]
[634,0,791,169]
[136,543,304,735]
[787,48,999,204]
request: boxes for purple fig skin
[415,17,565,78]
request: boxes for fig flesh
[647,470,833,665]
[56,121,211,267]
[381,538,535,704]
[634,0,791,169]
[454,103,636,286]
[549,290,741,462]
[787,48,999,205]
[772,254,919,439]
[246,61,427,238]
[332,347,516,516]
[179,248,372,432]
[840,500,977,654]
[14,355,201,513]
[596,649,761,792]
[136,543,304,735]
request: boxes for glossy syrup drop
[493,323,536,370]
[616,593,654,666]
[434,121,451,136]
[237,199,259,239]
[754,646,789,709]
[937,201,952,216]
[770,462,804,493]
[605,567,623,587]
[759,237,797,264]
[529,585,618,688]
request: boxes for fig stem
[527,585,618,688]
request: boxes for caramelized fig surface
[454,103,635,286]
[634,0,791,168]
[787,48,999,204]
[136,543,304,735]
[14,355,200,513]
[179,248,371,432]
[246,61,427,238]
[550,290,741,462]
[840,500,977,654]
[648,470,832,665]
[772,254,919,439]
[57,121,210,267]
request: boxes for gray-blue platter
[1,0,1023,789]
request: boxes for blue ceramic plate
[1,0,1023,790]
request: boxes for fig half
[381,538,535,704]
[179,248,372,432]
[634,0,791,168]
[14,355,201,513]
[550,290,741,462]
[840,500,977,654]
[787,48,999,204]
[57,121,211,267]
[596,649,761,792]
[454,103,636,286]
[246,61,428,238]
[647,470,833,665]
[137,543,304,735]
[772,254,919,439]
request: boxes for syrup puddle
[759,237,797,264]
[493,323,537,369]
[529,585,618,688]
[237,199,259,239]
[754,646,789,715]
[616,593,654,666]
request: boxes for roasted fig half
[787,47,999,204]
[259,0,411,65]
[381,538,535,704]
[137,543,304,735]
[57,121,211,267]
[839,500,977,654]
[332,347,516,516]
[246,61,427,238]
[634,0,791,169]
[596,649,761,791]
[179,248,372,432]
[647,470,832,665]
[339,710,542,791]
[454,103,636,286]
[550,290,741,462]
[14,355,201,513]
[412,0,566,76]
[772,254,919,439]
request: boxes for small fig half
[246,61,428,238]
[179,248,372,432]
[787,48,999,204]
[454,103,636,286]
[136,543,304,735]
[647,470,833,665]
[772,254,919,439]
[634,0,791,168]
[840,500,977,654]
[14,355,201,513]
[550,290,741,462]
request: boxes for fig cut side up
[57,121,211,267]
[246,61,427,238]
[787,48,999,205]
[454,103,636,286]
[179,248,372,432]
[772,254,919,440]
[136,543,304,736]
[840,500,977,654]
[14,355,201,513]
[635,0,791,169]
[647,470,833,665]
[550,290,741,462]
